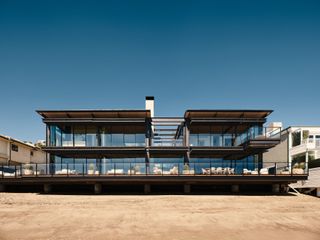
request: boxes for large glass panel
[198,134,211,146]
[212,134,221,146]
[74,126,86,146]
[49,125,56,146]
[55,126,62,147]
[124,134,136,147]
[136,134,145,146]
[292,131,301,147]
[100,127,112,147]
[189,134,198,146]
[74,158,86,175]
[62,126,73,146]
[112,134,124,147]
[61,158,74,173]
[86,126,98,147]
[223,134,233,147]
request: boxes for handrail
[0,161,309,178]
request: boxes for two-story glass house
[18,97,304,194]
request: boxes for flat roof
[184,110,273,119]
[36,110,151,119]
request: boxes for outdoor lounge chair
[259,168,269,175]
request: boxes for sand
[0,193,319,240]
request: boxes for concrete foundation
[44,184,52,193]
[231,184,239,193]
[94,183,102,194]
[184,184,191,194]
[272,184,280,193]
[144,184,151,194]
[0,184,5,192]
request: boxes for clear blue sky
[0,0,319,142]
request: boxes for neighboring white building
[264,125,320,170]
[0,134,46,165]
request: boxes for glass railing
[190,127,281,147]
[0,161,308,178]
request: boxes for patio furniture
[201,168,210,175]
[183,169,195,175]
[107,169,124,175]
[259,168,269,175]
[292,168,304,174]
[216,167,223,174]
[55,169,77,175]
[243,168,251,175]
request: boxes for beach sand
[0,193,319,240]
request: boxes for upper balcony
[290,138,320,156]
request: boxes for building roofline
[184,109,273,119]
[0,134,39,150]
[36,109,151,119]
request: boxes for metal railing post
[20,164,23,177]
[67,163,69,177]
[2,164,3,178]
[15,165,17,178]
[82,163,84,176]
[274,162,277,176]
[36,164,38,177]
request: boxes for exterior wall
[263,132,288,163]
[31,149,46,164]
[10,142,33,164]
[0,138,9,164]
[0,136,46,164]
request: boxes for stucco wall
[263,133,288,163]
[0,137,46,164]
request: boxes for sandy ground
[0,193,319,240]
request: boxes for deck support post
[44,184,51,193]
[184,184,191,194]
[316,188,320,197]
[144,184,150,194]
[272,184,280,193]
[0,184,5,192]
[231,184,239,193]
[94,183,102,194]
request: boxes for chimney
[145,96,154,117]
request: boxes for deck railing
[0,161,308,178]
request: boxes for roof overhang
[184,110,273,119]
[37,110,151,119]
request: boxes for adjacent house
[0,134,46,165]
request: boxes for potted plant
[183,164,190,175]
[24,164,34,175]
[88,163,95,175]
[293,163,304,174]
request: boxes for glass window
[198,134,211,146]
[189,134,198,146]
[100,127,111,147]
[62,126,73,146]
[49,125,58,146]
[86,126,98,147]
[124,134,136,147]
[212,134,221,146]
[74,126,86,146]
[224,134,233,147]
[112,134,124,147]
[292,131,301,147]
[136,134,145,146]
[74,158,86,174]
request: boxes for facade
[264,126,320,196]
[264,126,320,170]
[0,97,308,193]
[0,134,46,165]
